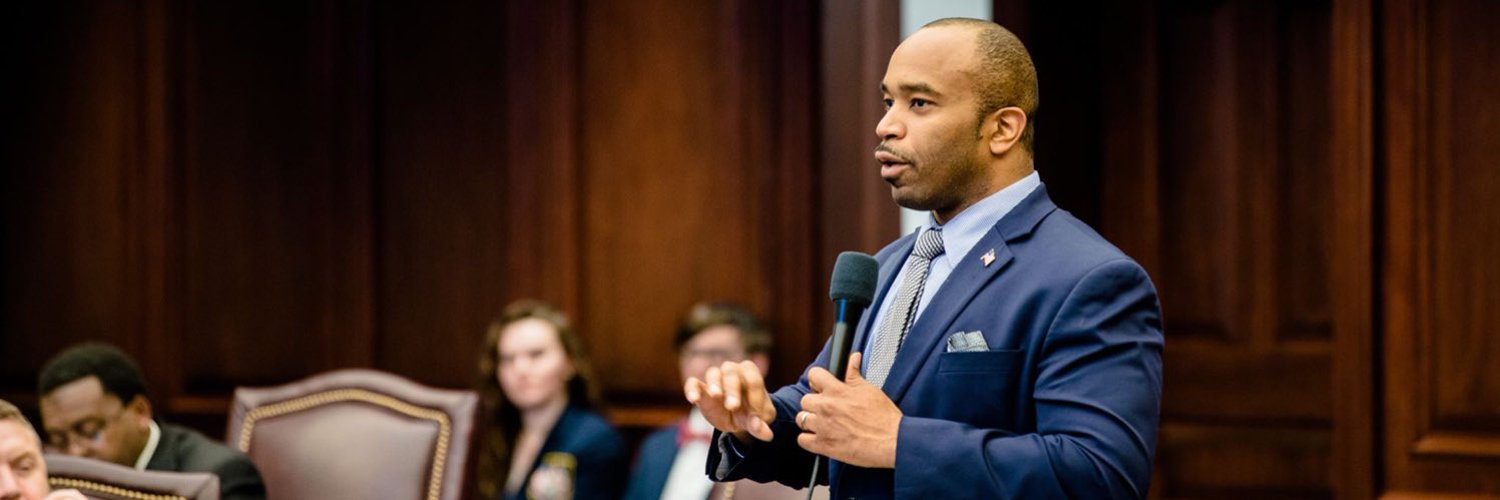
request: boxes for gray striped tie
[865,228,945,388]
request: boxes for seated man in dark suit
[36,343,265,500]
[0,398,85,500]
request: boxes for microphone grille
[829,252,879,306]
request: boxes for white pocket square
[945,330,989,352]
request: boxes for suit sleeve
[893,259,1164,498]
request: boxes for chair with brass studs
[225,369,478,500]
[44,453,221,500]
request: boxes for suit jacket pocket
[932,349,1025,430]
[937,348,1024,374]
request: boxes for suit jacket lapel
[881,186,1058,403]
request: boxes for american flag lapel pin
[981,248,997,267]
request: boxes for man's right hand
[684,360,778,442]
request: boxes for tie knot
[913,228,945,260]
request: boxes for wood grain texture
[581,0,752,395]
[1330,0,1376,497]
[1,1,153,397]
[175,1,376,397]
[372,0,510,389]
[1382,0,1500,494]
[1085,1,1341,497]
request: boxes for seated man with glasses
[37,343,264,500]
[625,302,811,500]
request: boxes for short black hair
[922,18,1039,151]
[37,343,148,404]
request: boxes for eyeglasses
[680,348,746,365]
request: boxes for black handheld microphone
[807,251,879,498]
[826,251,879,378]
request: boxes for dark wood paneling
[1157,3,1243,343]
[579,0,797,398]
[372,0,509,389]
[1090,1,1341,498]
[1097,0,1162,276]
[757,1,822,390]
[1382,0,1500,494]
[175,1,375,402]
[1020,1,1106,227]
[1427,0,1500,435]
[1157,423,1330,499]
[3,0,832,434]
[1,1,154,398]
[1276,0,1337,343]
[498,0,583,318]
[1330,0,1377,497]
[817,0,902,259]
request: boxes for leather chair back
[226,369,478,500]
[45,453,220,500]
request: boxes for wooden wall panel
[174,1,375,411]
[1096,0,1162,276]
[1157,3,1242,344]
[1383,0,1500,494]
[1330,0,1376,496]
[1088,1,1341,497]
[369,0,828,410]
[1428,0,1500,432]
[372,0,509,389]
[1016,0,1106,226]
[1275,0,1337,343]
[498,0,584,319]
[817,0,902,262]
[755,0,822,391]
[577,0,802,399]
[2,0,831,435]
[0,1,156,400]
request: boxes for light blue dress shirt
[861,171,1042,363]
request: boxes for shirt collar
[134,420,161,470]
[926,171,1041,262]
[687,407,713,433]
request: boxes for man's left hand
[796,352,901,468]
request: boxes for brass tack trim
[237,388,453,500]
[49,477,188,500]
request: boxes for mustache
[874,143,914,163]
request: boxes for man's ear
[125,395,153,425]
[986,106,1028,156]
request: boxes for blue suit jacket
[709,186,1164,498]
[503,405,628,500]
[623,422,681,500]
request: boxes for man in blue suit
[684,18,1164,499]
